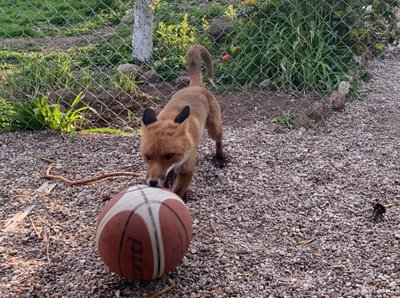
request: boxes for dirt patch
[1,27,117,53]
[49,83,322,131]
[138,83,322,129]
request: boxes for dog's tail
[186,44,215,87]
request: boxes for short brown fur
[140,45,224,198]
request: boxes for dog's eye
[164,153,174,160]
[144,155,151,161]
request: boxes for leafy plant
[6,93,96,138]
[152,13,198,80]
[114,74,138,94]
[272,108,296,129]
[326,0,400,54]
[0,98,16,129]
[220,0,356,94]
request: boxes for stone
[338,80,350,95]
[175,75,190,87]
[293,113,314,129]
[307,102,331,122]
[121,14,134,25]
[117,63,143,79]
[142,69,162,83]
[207,17,234,40]
[328,90,346,112]
[265,123,287,134]
[259,79,270,89]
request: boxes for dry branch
[149,284,177,298]
[42,165,143,186]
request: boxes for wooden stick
[29,216,42,238]
[39,156,57,163]
[209,219,218,236]
[255,219,266,230]
[42,165,143,186]
[149,284,176,298]
[42,226,51,264]
[297,238,316,245]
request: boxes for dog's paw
[180,190,195,203]
[212,154,227,168]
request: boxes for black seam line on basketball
[125,185,150,195]
[158,201,190,248]
[117,201,147,278]
[140,188,162,278]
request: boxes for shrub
[5,93,95,138]
[219,0,357,94]
[152,13,198,80]
[327,0,400,54]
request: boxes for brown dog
[140,44,224,199]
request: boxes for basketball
[95,185,193,281]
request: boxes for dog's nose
[149,179,159,187]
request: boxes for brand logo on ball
[129,237,144,280]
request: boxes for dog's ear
[174,105,190,124]
[142,108,157,126]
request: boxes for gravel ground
[1,53,400,298]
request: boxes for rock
[259,79,270,89]
[142,69,162,84]
[175,75,190,87]
[328,90,346,112]
[207,17,234,41]
[307,102,331,122]
[293,113,314,129]
[265,123,287,134]
[117,63,143,79]
[388,281,397,288]
[338,80,350,95]
[121,14,134,25]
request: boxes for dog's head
[140,106,192,188]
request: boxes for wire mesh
[0,0,399,134]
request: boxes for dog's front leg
[172,157,196,200]
[173,171,194,200]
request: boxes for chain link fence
[0,0,399,136]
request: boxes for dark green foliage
[219,0,357,94]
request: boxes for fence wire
[0,0,399,135]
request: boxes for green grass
[0,0,128,38]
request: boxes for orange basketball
[95,185,192,281]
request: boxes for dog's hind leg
[206,99,225,167]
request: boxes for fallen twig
[42,165,143,186]
[328,160,343,172]
[42,226,51,264]
[255,219,266,230]
[297,238,316,246]
[29,216,42,238]
[39,156,57,163]
[149,284,177,298]
[209,219,219,236]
